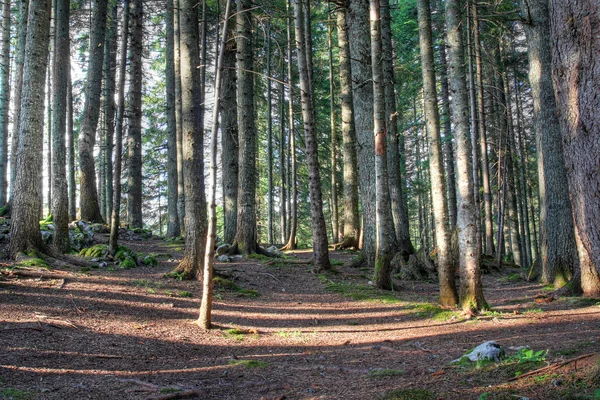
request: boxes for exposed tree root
[507,353,598,382]
[329,236,357,251]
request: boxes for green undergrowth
[318,275,401,303]
[223,327,259,341]
[367,369,405,378]
[17,257,49,269]
[382,389,436,400]
[0,387,36,400]
[407,303,462,321]
[79,244,144,269]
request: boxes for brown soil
[1,236,599,400]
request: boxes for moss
[79,244,109,259]
[114,246,137,262]
[18,257,49,269]
[119,256,137,269]
[141,254,158,266]
[367,369,405,378]
[213,276,239,290]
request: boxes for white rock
[452,341,505,363]
[267,245,284,257]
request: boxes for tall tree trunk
[8,0,51,257]
[472,0,493,255]
[126,0,143,228]
[293,0,331,272]
[433,0,457,231]
[51,0,70,253]
[172,0,207,278]
[348,0,376,268]
[220,2,238,245]
[336,5,360,249]
[109,0,130,255]
[103,3,118,224]
[165,0,180,238]
[278,63,287,244]
[369,0,393,289]
[0,0,10,206]
[382,0,413,256]
[232,0,257,255]
[282,0,298,251]
[199,0,232,329]
[549,0,600,297]
[266,22,274,245]
[328,9,339,244]
[417,0,458,306]
[67,66,76,221]
[9,0,28,206]
[522,0,577,285]
[79,0,108,223]
[445,0,487,312]
[174,0,185,235]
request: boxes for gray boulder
[216,244,230,256]
[452,341,505,363]
[267,245,284,257]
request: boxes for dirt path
[1,237,599,399]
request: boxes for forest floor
[0,234,599,400]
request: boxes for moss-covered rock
[141,254,158,266]
[119,256,137,269]
[79,244,109,259]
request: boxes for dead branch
[1,268,76,281]
[508,353,598,382]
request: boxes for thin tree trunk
[328,9,339,244]
[79,0,108,223]
[417,0,458,306]
[165,0,180,238]
[126,0,143,228]
[174,0,185,235]
[336,5,360,249]
[9,0,51,257]
[67,65,76,221]
[0,0,11,206]
[198,0,232,329]
[293,0,330,271]
[9,0,28,206]
[266,22,274,245]
[51,0,70,253]
[279,63,287,244]
[109,0,130,255]
[445,0,487,312]
[104,3,118,224]
[282,0,297,251]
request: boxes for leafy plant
[508,348,548,364]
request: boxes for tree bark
[417,0,458,306]
[172,0,207,278]
[174,0,185,235]
[78,0,108,223]
[0,0,10,206]
[347,0,376,267]
[328,9,339,244]
[445,0,487,312]
[50,0,70,253]
[109,0,130,255]
[165,0,180,238]
[9,0,51,258]
[293,0,331,272]
[522,0,577,285]
[266,22,274,245]
[220,2,238,245]
[549,0,600,296]
[103,3,118,224]
[67,66,76,221]
[126,0,143,228]
[336,5,360,249]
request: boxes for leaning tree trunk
[336,5,360,249]
[522,0,577,285]
[108,0,129,255]
[172,0,207,278]
[165,0,180,238]
[78,0,108,223]
[347,0,376,268]
[0,0,11,207]
[445,0,487,313]
[549,0,600,297]
[126,0,143,229]
[9,0,51,258]
[293,0,331,272]
[232,0,258,255]
[219,0,238,245]
[50,0,70,253]
[417,0,458,306]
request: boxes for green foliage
[79,244,109,259]
[319,276,401,303]
[227,359,268,368]
[507,348,548,364]
[382,389,436,400]
[178,291,192,298]
[141,254,158,266]
[223,328,247,341]
[18,257,49,269]
[408,303,461,321]
[0,387,36,400]
[39,214,53,230]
